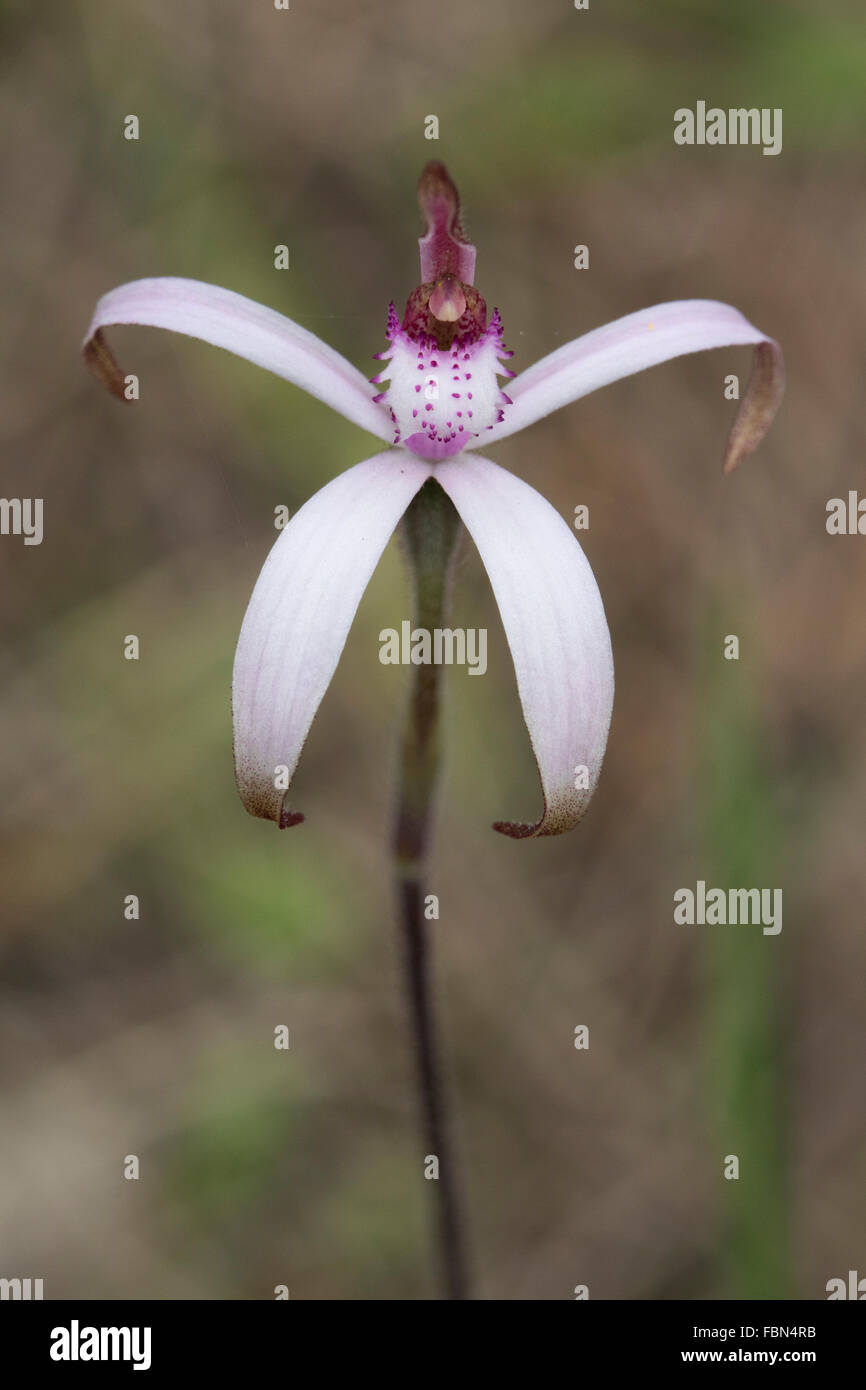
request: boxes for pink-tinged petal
[434,454,614,837]
[472,299,784,470]
[83,277,393,442]
[233,452,432,827]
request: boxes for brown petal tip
[722,338,785,474]
[82,328,129,401]
[492,820,539,840]
[279,802,305,830]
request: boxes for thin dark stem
[393,479,470,1301]
[398,877,469,1300]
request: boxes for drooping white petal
[233,451,432,826]
[83,277,393,441]
[435,454,614,837]
[473,299,784,471]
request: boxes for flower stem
[393,478,470,1300]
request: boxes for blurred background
[1,0,864,1300]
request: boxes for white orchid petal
[83,276,393,441]
[474,299,784,470]
[233,451,432,826]
[435,454,614,837]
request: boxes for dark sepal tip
[492,820,536,840]
[82,329,129,401]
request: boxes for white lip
[375,312,513,453]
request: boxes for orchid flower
[83,162,784,840]
[84,162,784,1301]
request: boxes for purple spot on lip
[403,431,465,460]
